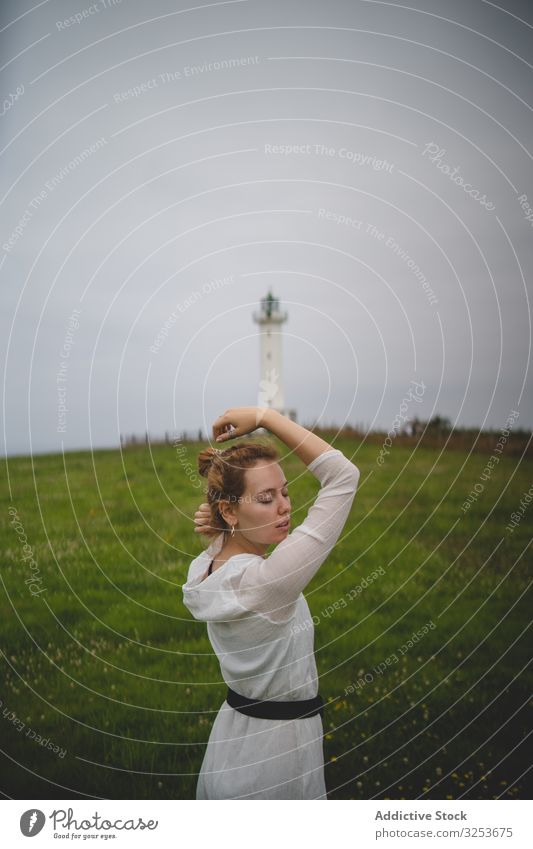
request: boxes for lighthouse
[252,290,297,422]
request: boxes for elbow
[347,462,361,489]
[331,457,360,492]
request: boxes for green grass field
[1,437,531,800]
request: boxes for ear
[218,498,238,526]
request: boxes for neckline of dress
[203,550,265,576]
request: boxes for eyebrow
[255,480,289,495]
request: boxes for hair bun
[197,447,224,477]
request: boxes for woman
[182,406,360,799]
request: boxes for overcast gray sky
[1,0,532,456]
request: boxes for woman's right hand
[212,406,271,443]
[193,502,213,534]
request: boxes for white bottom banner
[1,799,530,847]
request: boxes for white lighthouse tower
[252,290,297,422]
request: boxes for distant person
[182,406,361,799]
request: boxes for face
[222,460,291,546]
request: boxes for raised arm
[213,406,334,466]
[231,447,360,623]
[258,408,337,466]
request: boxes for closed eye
[258,491,289,503]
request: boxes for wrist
[259,408,281,431]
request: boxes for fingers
[212,412,230,439]
[194,503,211,533]
[216,432,230,442]
[212,411,239,442]
[194,524,215,534]
[215,425,239,442]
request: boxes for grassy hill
[1,436,531,799]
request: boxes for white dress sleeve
[231,448,360,623]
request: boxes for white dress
[181,448,360,799]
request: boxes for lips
[276,517,290,528]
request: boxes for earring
[231,524,235,538]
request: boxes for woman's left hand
[193,502,213,534]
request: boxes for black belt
[226,686,325,720]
